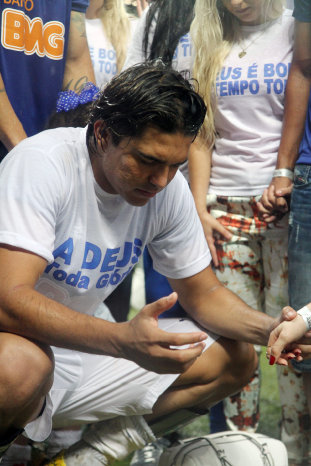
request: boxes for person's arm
[0,244,207,374]
[62,10,95,91]
[0,73,27,151]
[258,20,311,221]
[169,265,293,346]
[188,137,232,267]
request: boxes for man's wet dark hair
[86,60,206,150]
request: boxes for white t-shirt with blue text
[86,18,137,88]
[0,127,211,316]
[209,9,294,196]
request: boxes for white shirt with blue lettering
[86,18,137,88]
[209,9,294,196]
[86,18,117,87]
[0,127,210,315]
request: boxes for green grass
[115,350,281,465]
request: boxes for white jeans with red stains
[206,193,309,464]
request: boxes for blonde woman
[188,1,307,465]
[85,0,133,87]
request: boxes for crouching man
[0,62,293,465]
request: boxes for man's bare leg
[53,338,256,465]
[149,337,256,421]
[0,333,54,450]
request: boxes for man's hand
[120,292,207,374]
[271,305,297,330]
[257,177,293,223]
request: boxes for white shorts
[25,318,218,442]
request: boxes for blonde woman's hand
[267,316,306,366]
[198,210,232,268]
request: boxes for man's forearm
[0,247,210,375]
[62,11,95,92]
[170,268,274,346]
[0,284,123,356]
[192,285,274,346]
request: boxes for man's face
[91,124,193,206]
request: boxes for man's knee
[0,333,54,411]
[197,338,257,391]
[173,337,257,392]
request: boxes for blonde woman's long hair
[99,0,131,72]
[190,0,286,146]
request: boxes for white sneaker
[130,438,171,465]
[45,428,83,458]
[46,416,155,465]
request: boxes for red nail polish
[269,355,276,365]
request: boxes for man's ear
[93,120,110,152]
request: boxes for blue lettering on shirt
[216,63,290,97]
[44,238,143,290]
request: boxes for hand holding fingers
[259,191,287,226]
[267,317,308,365]
[272,179,292,212]
[273,196,288,213]
[266,344,300,366]
[292,345,311,359]
[272,306,297,329]
[273,177,293,197]
[256,197,278,223]
[264,185,276,210]
[257,207,277,223]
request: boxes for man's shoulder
[161,170,189,200]
[8,127,87,165]
[150,170,191,219]
[25,126,85,149]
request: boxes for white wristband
[297,306,311,331]
[272,168,294,180]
